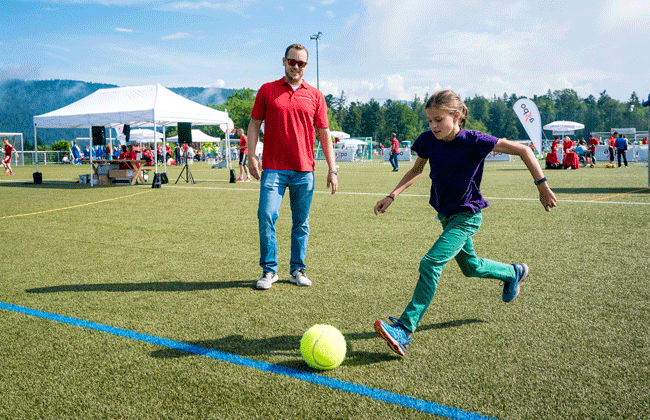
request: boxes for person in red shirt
[236,128,251,182]
[117,145,128,169]
[587,134,599,167]
[608,131,617,165]
[2,137,19,175]
[125,144,139,168]
[642,136,648,145]
[142,147,154,166]
[389,133,400,171]
[562,136,578,169]
[181,142,189,165]
[247,43,337,290]
[562,136,575,153]
[545,138,561,169]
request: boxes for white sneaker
[290,269,312,287]
[256,272,278,290]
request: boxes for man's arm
[317,127,337,194]
[247,118,263,180]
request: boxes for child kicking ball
[373,90,557,357]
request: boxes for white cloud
[319,73,443,103]
[114,27,133,33]
[0,63,41,81]
[161,32,192,40]
[244,39,262,47]
[164,0,253,16]
[357,0,433,59]
[44,51,74,64]
[41,43,70,52]
[597,0,650,32]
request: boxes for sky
[1,0,650,104]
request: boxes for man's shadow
[26,280,261,293]
[150,318,485,369]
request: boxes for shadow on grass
[26,280,260,293]
[553,187,650,195]
[149,318,485,368]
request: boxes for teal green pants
[398,211,516,333]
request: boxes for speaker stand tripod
[175,156,195,184]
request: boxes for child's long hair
[425,90,469,128]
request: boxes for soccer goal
[0,132,24,166]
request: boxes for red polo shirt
[250,77,328,171]
[391,136,399,153]
[239,135,248,155]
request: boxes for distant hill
[0,79,236,146]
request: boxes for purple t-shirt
[411,129,498,217]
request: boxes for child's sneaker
[502,263,528,303]
[236,177,244,182]
[290,269,311,287]
[245,177,251,182]
[256,272,278,290]
[374,316,411,357]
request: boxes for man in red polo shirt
[236,128,251,182]
[247,43,338,290]
[389,133,400,171]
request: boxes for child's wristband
[534,176,547,186]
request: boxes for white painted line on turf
[0,301,498,420]
[167,185,650,206]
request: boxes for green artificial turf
[0,159,648,419]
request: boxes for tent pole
[154,122,158,175]
[33,124,38,172]
[89,127,94,187]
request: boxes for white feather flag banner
[513,98,542,152]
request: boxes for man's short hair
[285,43,308,60]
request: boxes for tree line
[207,88,649,147]
[6,79,646,150]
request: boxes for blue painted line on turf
[1,301,498,420]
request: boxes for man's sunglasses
[285,58,307,68]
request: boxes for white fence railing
[14,151,71,166]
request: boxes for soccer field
[1,160,649,419]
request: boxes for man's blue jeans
[389,152,399,170]
[258,169,314,275]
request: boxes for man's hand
[248,156,262,180]
[327,173,338,194]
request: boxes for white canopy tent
[338,138,367,146]
[127,128,165,144]
[330,130,350,139]
[33,84,234,184]
[167,129,220,143]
